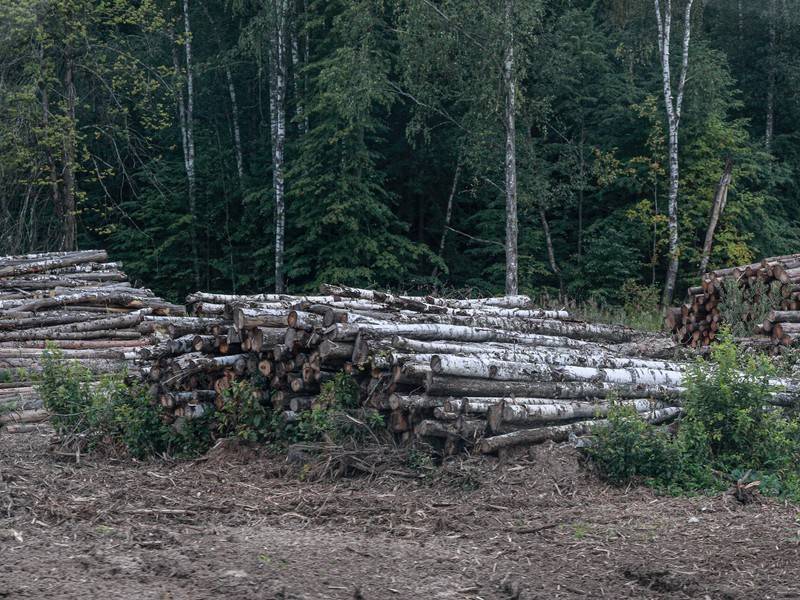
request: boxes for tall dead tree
[697,158,733,277]
[503,0,519,296]
[654,0,695,307]
[269,0,289,293]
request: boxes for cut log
[425,373,684,400]
[479,407,682,453]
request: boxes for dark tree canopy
[1,0,798,303]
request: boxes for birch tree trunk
[698,158,733,276]
[503,0,519,296]
[270,0,289,293]
[180,0,200,288]
[655,0,695,307]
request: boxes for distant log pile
[141,284,696,453]
[667,253,800,349]
[0,250,184,430]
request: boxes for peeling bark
[654,0,695,307]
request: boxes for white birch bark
[179,1,200,288]
[392,337,676,370]
[429,354,685,386]
[479,407,682,453]
[654,0,695,306]
[269,0,289,293]
[503,0,519,296]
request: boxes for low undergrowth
[585,331,800,502]
[40,346,386,463]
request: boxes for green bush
[586,330,800,501]
[217,380,270,443]
[39,346,171,458]
[585,401,681,486]
[296,372,383,444]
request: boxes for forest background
[1,0,798,309]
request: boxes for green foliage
[39,346,170,459]
[217,380,270,443]
[296,372,382,445]
[571,279,663,331]
[586,331,800,501]
[585,400,681,486]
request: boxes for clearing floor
[1,431,799,599]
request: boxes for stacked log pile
[667,253,800,349]
[143,285,698,453]
[0,250,185,430]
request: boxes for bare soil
[1,430,799,600]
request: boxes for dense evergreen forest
[1,0,799,305]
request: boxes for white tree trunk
[180,0,200,288]
[655,0,694,307]
[429,354,684,386]
[503,0,518,296]
[432,158,461,277]
[269,0,289,293]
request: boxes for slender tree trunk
[738,0,743,41]
[432,158,462,278]
[539,208,564,297]
[503,0,518,296]
[201,4,245,182]
[39,71,62,244]
[577,125,585,261]
[269,0,288,293]
[664,124,679,305]
[654,0,694,307]
[765,0,776,152]
[226,66,245,182]
[181,0,200,288]
[62,58,78,251]
[698,158,733,276]
[289,3,306,134]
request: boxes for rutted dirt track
[1,432,799,599]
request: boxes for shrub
[296,372,383,444]
[217,380,270,443]
[39,345,171,458]
[586,330,800,501]
[584,400,681,486]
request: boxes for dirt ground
[1,430,799,600]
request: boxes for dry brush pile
[0,250,184,432]
[667,253,800,350]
